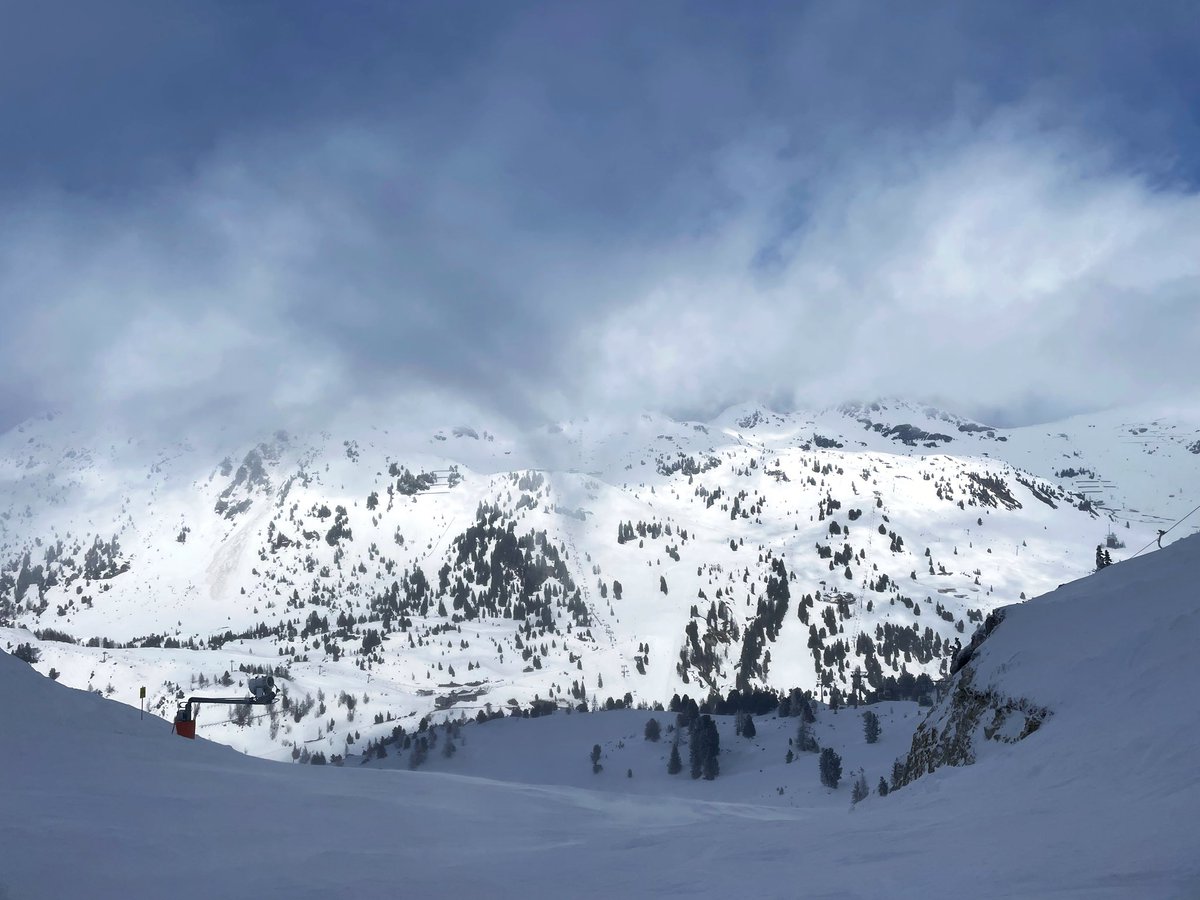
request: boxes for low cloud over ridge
[1,3,1197,435]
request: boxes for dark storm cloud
[1,1,1198,435]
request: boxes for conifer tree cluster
[735,712,756,739]
[797,717,820,754]
[13,642,39,664]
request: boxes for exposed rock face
[213,441,282,519]
[895,614,1050,788]
[950,608,1007,676]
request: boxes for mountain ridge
[2,398,1197,761]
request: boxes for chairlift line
[1127,500,1200,560]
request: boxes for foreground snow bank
[2,538,1199,899]
[901,531,1200,793]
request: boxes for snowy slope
[2,535,1199,898]
[1,398,1197,762]
[356,702,925,809]
[900,528,1200,789]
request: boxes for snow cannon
[248,675,277,702]
[170,676,280,739]
[172,703,198,739]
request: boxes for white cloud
[1,108,1197,437]
[577,115,1200,421]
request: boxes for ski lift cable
[1128,500,1200,559]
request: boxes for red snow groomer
[171,675,278,739]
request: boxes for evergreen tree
[706,716,721,778]
[676,695,699,729]
[667,739,683,775]
[785,749,794,764]
[862,710,881,744]
[689,715,720,780]
[878,777,889,797]
[891,758,906,789]
[851,769,869,803]
[787,688,805,717]
[819,747,843,789]
[408,737,428,770]
[797,719,819,753]
[800,696,816,724]
[590,743,603,774]
[644,717,661,742]
[742,714,756,739]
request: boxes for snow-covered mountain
[1,398,1197,761]
[3,531,1198,898]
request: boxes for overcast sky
[1,1,1198,436]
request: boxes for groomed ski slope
[2,535,1199,899]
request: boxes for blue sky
[1,1,1198,432]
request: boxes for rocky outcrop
[950,608,1006,675]
[895,612,1050,789]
